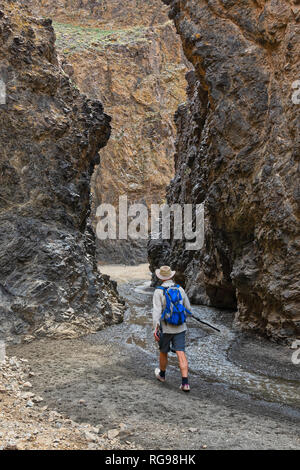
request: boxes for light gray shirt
[152,280,192,334]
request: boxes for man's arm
[152,289,163,330]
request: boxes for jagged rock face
[0,1,124,343]
[150,0,300,341]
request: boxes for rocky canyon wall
[0,1,124,343]
[20,0,171,28]
[23,0,188,264]
[149,0,300,341]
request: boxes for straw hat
[155,265,176,281]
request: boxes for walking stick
[168,316,221,354]
[191,314,221,333]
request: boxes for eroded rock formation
[0,1,124,342]
[149,0,300,341]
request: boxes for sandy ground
[99,263,151,284]
[7,266,300,450]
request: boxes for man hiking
[152,265,192,392]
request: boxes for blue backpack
[156,284,192,326]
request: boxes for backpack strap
[171,285,192,315]
[156,285,179,290]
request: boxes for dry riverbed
[4,265,300,450]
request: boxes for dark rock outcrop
[0,1,124,342]
[149,0,300,341]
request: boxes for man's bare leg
[176,351,190,390]
[160,352,168,372]
[155,352,168,382]
[176,351,188,377]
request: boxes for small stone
[26,400,34,407]
[91,426,100,434]
[32,396,43,403]
[107,429,120,440]
[84,431,97,442]
[23,381,32,389]
[188,427,198,433]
